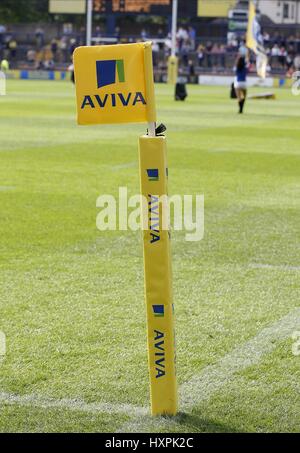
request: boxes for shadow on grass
[162,412,241,433]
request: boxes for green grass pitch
[0,80,299,433]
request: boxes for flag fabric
[246,1,268,79]
[256,52,268,80]
[74,42,156,125]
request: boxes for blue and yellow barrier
[273,78,293,88]
[5,70,70,81]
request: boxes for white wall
[257,0,300,24]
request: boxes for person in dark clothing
[234,56,248,114]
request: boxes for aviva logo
[152,305,164,317]
[80,58,146,110]
[147,169,159,182]
[154,330,165,378]
[96,59,125,88]
[148,194,160,244]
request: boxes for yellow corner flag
[74,40,177,416]
[74,42,156,125]
[246,0,257,53]
[246,1,267,79]
[167,55,178,85]
[256,52,268,79]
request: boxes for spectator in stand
[206,41,213,68]
[157,28,164,50]
[59,37,68,62]
[296,36,300,53]
[8,37,17,61]
[44,59,55,71]
[51,39,58,62]
[219,44,226,68]
[263,31,270,45]
[188,26,196,51]
[152,41,159,67]
[287,41,295,55]
[27,49,36,65]
[141,29,148,40]
[239,40,247,57]
[211,43,220,66]
[188,59,195,77]
[181,39,191,66]
[35,26,44,49]
[0,24,6,46]
[197,43,205,67]
[164,33,172,56]
[95,26,102,38]
[278,46,287,68]
[294,54,300,70]
[157,28,164,39]
[177,27,188,51]
[114,26,121,41]
[34,47,45,69]
[271,43,280,67]
[286,53,294,71]
[78,27,86,46]
[63,23,73,35]
[69,39,77,57]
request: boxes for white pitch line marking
[111,162,136,171]
[0,186,15,191]
[0,392,148,417]
[250,263,300,271]
[117,308,300,432]
[1,309,299,431]
[180,307,300,409]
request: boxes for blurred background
[0,0,300,81]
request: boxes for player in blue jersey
[234,56,248,114]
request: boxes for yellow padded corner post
[167,56,178,85]
[139,135,177,416]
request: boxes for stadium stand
[1,3,300,81]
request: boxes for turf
[0,80,299,433]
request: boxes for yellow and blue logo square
[147,169,159,181]
[152,305,164,317]
[96,59,125,88]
